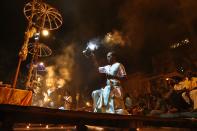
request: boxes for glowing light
[170,38,190,49]
[61,126,64,129]
[37,77,41,82]
[86,102,91,107]
[46,125,49,128]
[85,38,100,52]
[136,128,140,131]
[86,125,104,131]
[76,93,80,101]
[87,42,98,51]
[43,92,50,103]
[166,78,169,81]
[46,78,54,87]
[42,29,49,36]
[39,62,44,66]
[26,126,30,129]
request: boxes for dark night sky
[0,0,197,95]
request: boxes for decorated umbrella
[24,1,63,88]
[28,42,52,57]
[24,2,63,30]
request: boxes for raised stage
[0,104,197,130]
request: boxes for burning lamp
[82,42,98,57]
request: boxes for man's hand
[98,67,107,73]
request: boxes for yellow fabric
[183,78,191,89]
[191,77,197,88]
[183,77,197,90]
[174,77,197,91]
[0,87,32,106]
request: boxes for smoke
[83,30,126,54]
[104,30,126,47]
[45,44,76,89]
[56,45,75,82]
[118,0,183,51]
[117,0,196,72]
[45,66,55,87]
[31,43,77,108]
[118,0,152,51]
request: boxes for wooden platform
[0,104,197,130]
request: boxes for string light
[170,38,190,49]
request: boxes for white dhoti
[92,81,128,114]
[92,62,128,115]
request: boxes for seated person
[174,72,197,111]
[92,51,128,114]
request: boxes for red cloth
[0,87,32,106]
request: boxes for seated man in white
[92,51,128,114]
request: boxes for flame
[43,92,50,102]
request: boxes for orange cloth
[0,87,32,106]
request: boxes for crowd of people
[123,72,197,116]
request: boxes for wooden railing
[0,104,197,130]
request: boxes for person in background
[124,93,132,110]
[64,91,72,110]
[181,72,197,111]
